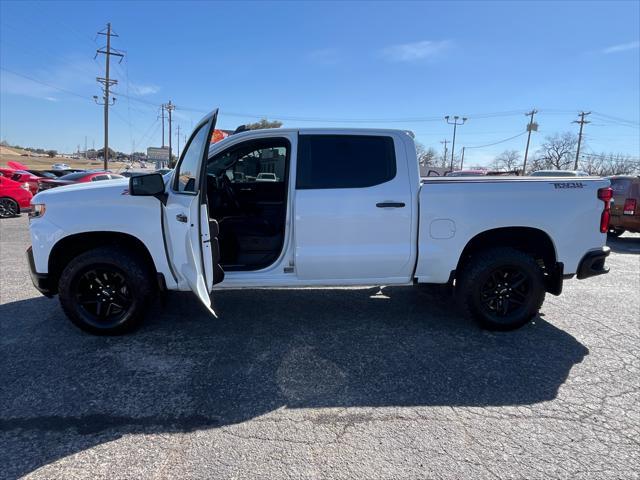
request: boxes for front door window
[174,123,210,193]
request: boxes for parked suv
[608,175,640,237]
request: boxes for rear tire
[58,247,154,335]
[0,198,19,218]
[457,247,545,331]
[607,228,624,238]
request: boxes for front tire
[58,247,154,335]
[0,198,19,218]
[458,247,545,331]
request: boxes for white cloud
[381,40,451,62]
[130,83,160,96]
[601,41,640,54]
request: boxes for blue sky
[1,0,639,165]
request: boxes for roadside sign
[147,147,170,168]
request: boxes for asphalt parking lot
[1,215,639,480]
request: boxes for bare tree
[490,150,521,171]
[525,155,546,174]
[536,132,577,170]
[579,154,603,175]
[583,153,640,176]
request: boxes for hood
[33,177,129,204]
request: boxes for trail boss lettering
[553,182,585,189]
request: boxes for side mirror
[129,173,166,202]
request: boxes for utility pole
[573,111,591,170]
[94,23,124,170]
[445,115,467,171]
[460,147,466,170]
[175,124,181,159]
[159,104,166,148]
[440,139,450,168]
[165,101,175,167]
[522,109,538,174]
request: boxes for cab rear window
[296,135,396,189]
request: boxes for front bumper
[576,246,610,280]
[26,246,54,297]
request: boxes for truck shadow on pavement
[1,286,588,478]
[607,235,640,254]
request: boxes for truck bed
[415,176,610,283]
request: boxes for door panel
[294,133,413,281]
[161,110,221,311]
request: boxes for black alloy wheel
[74,266,133,328]
[457,247,545,330]
[0,198,18,218]
[479,267,530,317]
[58,246,153,335]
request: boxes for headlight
[29,203,46,218]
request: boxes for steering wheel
[220,175,242,211]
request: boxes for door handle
[376,202,405,208]
[176,213,188,223]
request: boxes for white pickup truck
[27,110,612,334]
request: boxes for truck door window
[296,135,396,189]
[207,140,288,184]
[174,123,209,193]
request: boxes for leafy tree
[415,142,438,167]
[96,147,117,160]
[245,119,283,130]
[46,150,57,158]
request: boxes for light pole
[445,115,467,171]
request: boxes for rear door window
[296,135,396,189]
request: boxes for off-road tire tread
[58,247,153,335]
[458,247,545,331]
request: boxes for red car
[38,171,125,190]
[0,168,40,195]
[0,175,33,218]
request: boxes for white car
[27,109,612,334]
[256,172,277,182]
[51,163,70,170]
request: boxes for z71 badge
[553,182,584,189]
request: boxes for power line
[0,67,90,100]
[464,131,527,149]
[591,111,640,126]
[1,68,634,129]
